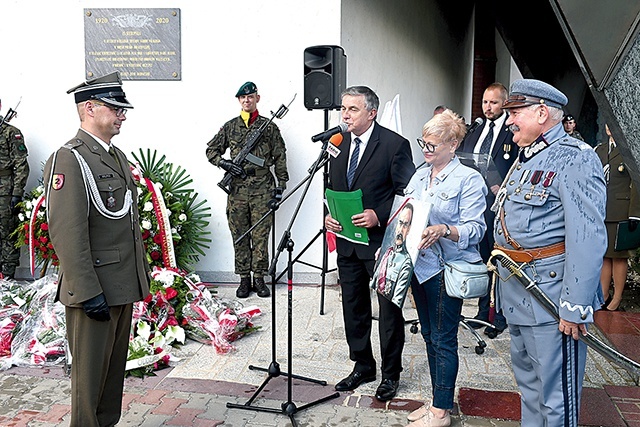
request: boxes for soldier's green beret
[67,71,133,109]
[503,79,568,110]
[236,81,257,97]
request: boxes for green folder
[325,189,369,245]
[614,220,640,251]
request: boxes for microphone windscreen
[329,133,343,147]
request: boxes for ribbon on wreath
[28,195,46,277]
[144,177,177,268]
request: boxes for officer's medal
[503,143,511,160]
[515,169,531,195]
[618,163,625,173]
[107,192,116,209]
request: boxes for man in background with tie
[459,82,517,337]
[325,86,415,402]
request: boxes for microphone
[325,133,343,158]
[311,122,348,142]
[467,117,484,134]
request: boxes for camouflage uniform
[206,115,288,278]
[0,121,29,277]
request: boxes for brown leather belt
[494,241,565,263]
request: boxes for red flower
[39,236,48,244]
[167,317,178,326]
[142,230,151,240]
[143,293,153,304]
[151,251,161,260]
[40,223,49,231]
[154,347,163,354]
[153,234,163,245]
[23,223,29,231]
[165,287,178,300]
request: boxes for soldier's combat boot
[253,276,270,298]
[236,277,251,298]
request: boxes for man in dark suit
[459,82,517,337]
[324,86,415,401]
[44,72,150,427]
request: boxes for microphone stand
[274,109,335,314]
[226,139,339,427]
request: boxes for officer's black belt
[494,242,565,263]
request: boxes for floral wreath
[4,149,261,377]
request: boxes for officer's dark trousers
[66,304,132,427]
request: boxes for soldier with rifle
[0,98,29,280]
[206,81,289,298]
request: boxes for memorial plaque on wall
[84,8,181,80]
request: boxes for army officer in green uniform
[206,81,289,298]
[0,98,29,279]
[44,72,150,427]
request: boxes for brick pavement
[0,283,638,426]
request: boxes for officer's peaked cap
[235,81,257,97]
[67,71,133,109]
[503,79,567,110]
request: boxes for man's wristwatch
[443,223,451,238]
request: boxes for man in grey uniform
[493,79,606,427]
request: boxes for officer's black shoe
[253,277,270,298]
[236,277,251,298]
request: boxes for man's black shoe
[236,277,251,298]
[470,315,488,329]
[335,370,376,391]
[375,378,399,401]
[253,277,270,298]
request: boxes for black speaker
[303,45,347,110]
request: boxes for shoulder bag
[434,243,489,299]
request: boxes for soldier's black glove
[10,196,21,215]
[272,187,284,202]
[629,219,639,232]
[219,159,246,178]
[82,293,111,322]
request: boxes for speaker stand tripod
[226,139,339,426]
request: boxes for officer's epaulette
[559,137,591,150]
[63,139,83,149]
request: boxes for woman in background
[595,124,640,311]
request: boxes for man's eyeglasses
[416,138,445,153]
[92,101,128,117]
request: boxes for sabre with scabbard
[489,248,640,378]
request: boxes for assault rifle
[0,97,21,131]
[217,94,296,195]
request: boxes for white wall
[341,0,474,162]
[2,0,474,283]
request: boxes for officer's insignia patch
[18,144,27,151]
[14,133,22,139]
[52,174,65,190]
